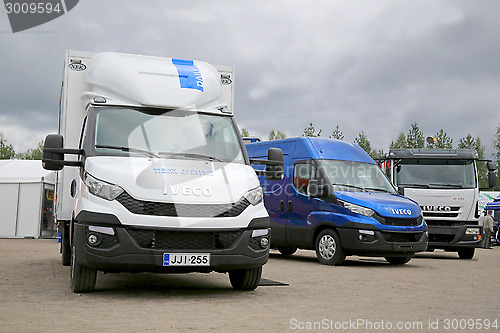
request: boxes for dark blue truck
[246,137,428,265]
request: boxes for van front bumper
[72,213,270,273]
[337,227,428,257]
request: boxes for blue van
[246,137,428,265]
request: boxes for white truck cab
[42,51,283,292]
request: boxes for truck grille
[374,215,422,227]
[116,192,250,217]
[127,228,242,250]
[381,232,423,243]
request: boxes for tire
[61,224,71,266]
[458,248,475,259]
[277,246,297,256]
[315,229,346,266]
[385,256,412,265]
[229,266,262,290]
[70,246,97,293]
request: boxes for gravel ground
[0,239,498,333]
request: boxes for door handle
[280,200,285,212]
[287,200,293,212]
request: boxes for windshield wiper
[428,183,464,189]
[397,183,430,189]
[364,187,393,193]
[332,183,366,192]
[95,145,159,158]
[158,152,223,162]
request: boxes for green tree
[354,131,378,159]
[329,125,344,140]
[16,141,44,160]
[303,123,321,137]
[241,128,250,137]
[459,134,487,188]
[428,129,453,149]
[390,132,407,149]
[406,123,425,148]
[0,132,15,159]
[268,129,286,140]
[492,124,500,190]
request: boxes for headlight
[338,199,374,217]
[84,173,124,201]
[465,227,481,235]
[244,187,263,206]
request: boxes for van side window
[293,161,318,194]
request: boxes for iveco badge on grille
[163,185,213,197]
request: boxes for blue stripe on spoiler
[172,58,204,92]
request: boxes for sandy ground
[0,239,498,333]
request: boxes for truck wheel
[385,256,412,265]
[61,224,71,266]
[277,246,297,256]
[458,248,475,259]
[315,229,345,266]
[228,266,262,290]
[70,246,97,293]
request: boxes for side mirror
[307,179,325,198]
[488,171,497,189]
[397,186,405,195]
[487,161,496,171]
[265,148,284,181]
[42,134,64,171]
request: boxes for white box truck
[42,50,283,292]
[382,149,496,259]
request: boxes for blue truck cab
[246,137,428,265]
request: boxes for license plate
[163,253,210,266]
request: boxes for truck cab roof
[388,148,478,160]
[246,137,375,164]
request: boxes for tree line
[0,132,44,160]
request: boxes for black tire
[70,246,97,293]
[385,256,412,265]
[228,266,262,290]
[61,224,71,266]
[277,246,297,256]
[315,229,346,266]
[458,248,475,259]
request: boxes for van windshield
[318,160,396,193]
[394,159,476,189]
[94,108,244,163]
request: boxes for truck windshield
[394,159,476,189]
[318,160,396,193]
[94,108,244,163]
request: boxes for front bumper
[427,225,484,250]
[73,212,270,273]
[337,227,428,257]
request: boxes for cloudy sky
[1,0,500,157]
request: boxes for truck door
[286,160,320,247]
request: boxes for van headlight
[338,199,374,217]
[244,187,263,206]
[84,173,124,201]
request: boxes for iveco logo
[391,209,412,215]
[422,206,451,212]
[163,185,212,197]
[69,63,86,71]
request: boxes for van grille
[381,232,423,243]
[127,228,242,250]
[116,192,250,218]
[374,215,422,227]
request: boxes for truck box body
[246,137,428,265]
[384,148,487,259]
[45,51,277,292]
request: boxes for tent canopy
[0,160,55,184]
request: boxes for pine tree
[303,123,321,137]
[329,125,344,140]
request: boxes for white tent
[0,160,56,238]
